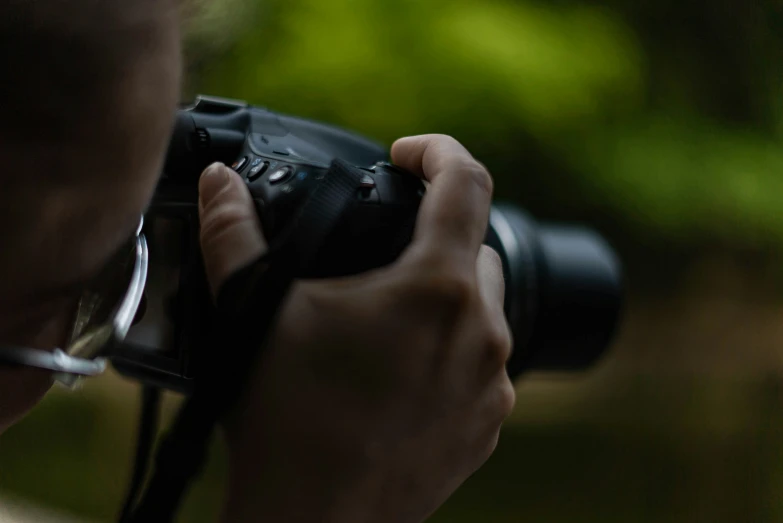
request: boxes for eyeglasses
[0,218,148,388]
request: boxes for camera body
[112,96,623,392]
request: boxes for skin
[199,136,514,523]
[0,2,182,432]
[0,8,514,522]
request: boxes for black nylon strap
[124,159,365,522]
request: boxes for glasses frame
[0,218,148,387]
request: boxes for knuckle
[398,265,476,317]
[427,135,493,194]
[483,321,513,368]
[402,249,477,303]
[461,160,494,198]
[420,267,476,309]
[495,377,517,419]
[419,134,461,160]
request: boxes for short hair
[0,0,179,145]
[0,0,182,300]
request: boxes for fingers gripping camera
[111,95,623,392]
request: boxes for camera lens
[486,205,624,378]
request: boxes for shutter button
[247,161,269,182]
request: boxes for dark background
[3,0,783,521]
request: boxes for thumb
[198,162,267,298]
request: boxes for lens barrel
[487,205,623,378]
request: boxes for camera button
[269,166,292,184]
[231,156,248,172]
[247,161,269,182]
[357,187,379,203]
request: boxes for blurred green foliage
[5,375,783,523]
[3,0,783,522]
[184,0,783,252]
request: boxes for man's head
[0,0,183,429]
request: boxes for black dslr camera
[112,95,623,392]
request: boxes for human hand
[197,135,515,523]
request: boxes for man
[0,1,515,521]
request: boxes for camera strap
[123,159,367,522]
